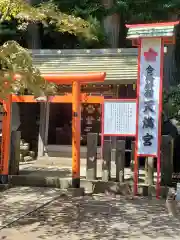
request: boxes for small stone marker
[176,183,180,201]
[86,133,98,180]
[166,187,177,217]
[102,140,111,181]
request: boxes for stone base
[67,187,85,197]
[9,175,71,188]
[81,179,169,198]
[0,184,11,191]
[9,175,169,198]
[0,175,8,184]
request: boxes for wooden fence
[9,131,174,187]
[86,133,174,186]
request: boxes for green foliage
[163,86,180,122]
[0,40,56,99]
[0,0,99,41]
[77,16,109,48]
[126,0,180,23]
[52,0,109,45]
[55,0,130,21]
[54,0,105,20]
[56,0,180,24]
[51,0,180,47]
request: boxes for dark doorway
[48,103,72,145]
[19,103,40,157]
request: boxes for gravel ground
[0,190,180,239]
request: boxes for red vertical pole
[134,40,142,196]
[156,38,164,199]
[134,152,138,195]
[72,81,81,188]
[1,95,12,182]
[101,101,104,159]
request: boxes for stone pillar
[130,141,135,171]
[102,139,111,181]
[116,140,125,182]
[145,157,154,185]
[86,133,98,180]
[161,135,174,186]
[111,136,117,162]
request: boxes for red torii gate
[1,72,106,187]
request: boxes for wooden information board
[103,100,136,136]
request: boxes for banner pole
[156,38,164,199]
[133,40,141,196]
[134,151,138,195]
[101,101,104,159]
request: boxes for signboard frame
[102,99,137,137]
[101,99,136,158]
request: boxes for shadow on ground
[5,195,180,239]
[0,187,62,228]
[19,167,72,178]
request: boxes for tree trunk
[163,13,179,89]
[101,0,120,48]
[163,45,176,89]
[26,0,41,49]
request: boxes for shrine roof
[30,48,138,84]
[126,21,179,39]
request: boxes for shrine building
[15,48,138,158]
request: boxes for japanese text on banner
[137,38,162,156]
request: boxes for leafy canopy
[0,40,56,99]
[0,0,98,41]
[0,0,179,100]
[54,0,180,24]
[0,0,105,100]
[163,85,180,123]
[126,0,180,23]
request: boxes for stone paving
[0,188,180,239]
[19,157,158,183]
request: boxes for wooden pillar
[72,81,81,188]
[161,135,174,186]
[102,139,111,181]
[37,102,50,157]
[38,102,46,157]
[116,140,125,182]
[86,133,98,180]
[44,102,50,150]
[9,131,21,175]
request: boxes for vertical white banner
[137,38,162,156]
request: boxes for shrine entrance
[0,72,106,187]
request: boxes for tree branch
[0,0,12,24]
